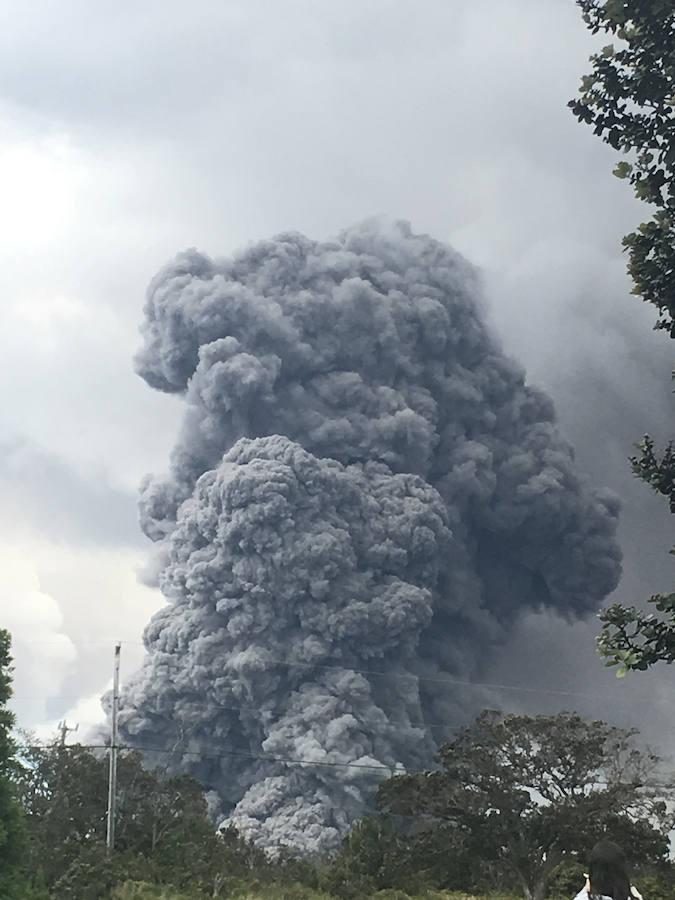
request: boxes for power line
[11,673,663,724]
[15,687,659,738]
[12,695,463,735]
[131,699,462,735]
[17,741,406,774]
[15,739,674,790]
[13,637,664,703]
[131,652,659,704]
[16,640,140,646]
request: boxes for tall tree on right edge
[0,629,27,897]
[570,0,675,673]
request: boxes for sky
[0,0,673,754]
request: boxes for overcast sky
[1,0,673,753]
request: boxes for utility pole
[57,720,78,746]
[106,642,121,854]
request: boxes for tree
[0,629,28,898]
[322,818,416,899]
[570,0,675,670]
[15,739,264,896]
[323,814,501,898]
[376,711,673,900]
[16,740,109,886]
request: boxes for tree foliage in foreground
[376,711,673,900]
[571,0,675,671]
[0,629,28,898]
[8,709,675,898]
[14,740,266,897]
[598,440,675,670]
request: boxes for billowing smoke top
[118,219,621,853]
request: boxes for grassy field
[112,884,519,900]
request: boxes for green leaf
[613,161,633,179]
[602,0,628,25]
[635,179,652,200]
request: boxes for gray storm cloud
[117,219,622,852]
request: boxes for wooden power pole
[106,642,121,853]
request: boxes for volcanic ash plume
[117,220,622,853]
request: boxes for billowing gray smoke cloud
[118,219,622,852]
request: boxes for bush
[221,879,334,899]
[547,859,586,898]
[367,892,411,900]
[437,894,517,900]
[112,885,201,900]
[52,845,152,899]
[634,869,675,900]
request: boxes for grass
[111,885,519,900]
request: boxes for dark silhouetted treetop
[571,0,675,334]
[377,710,673,900]
[572,0,675,672]
[0,630,28,898]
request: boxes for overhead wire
[12,694,465,736]
[16,740,405,773]
[115,646,659,703]
[14,637,663,703]
[15,739,674,791]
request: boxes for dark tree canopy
[376,711,673,900]
[571,0,675,672]
[14,740,265,897]
[570,0,675,333]
[5,712,674,898]
[598,436,675,671]
[0,630,27,898]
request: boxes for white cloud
[0,551,76,728]
[0,128,83,251]
[32,687,109,744]
[0,539,161,732]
